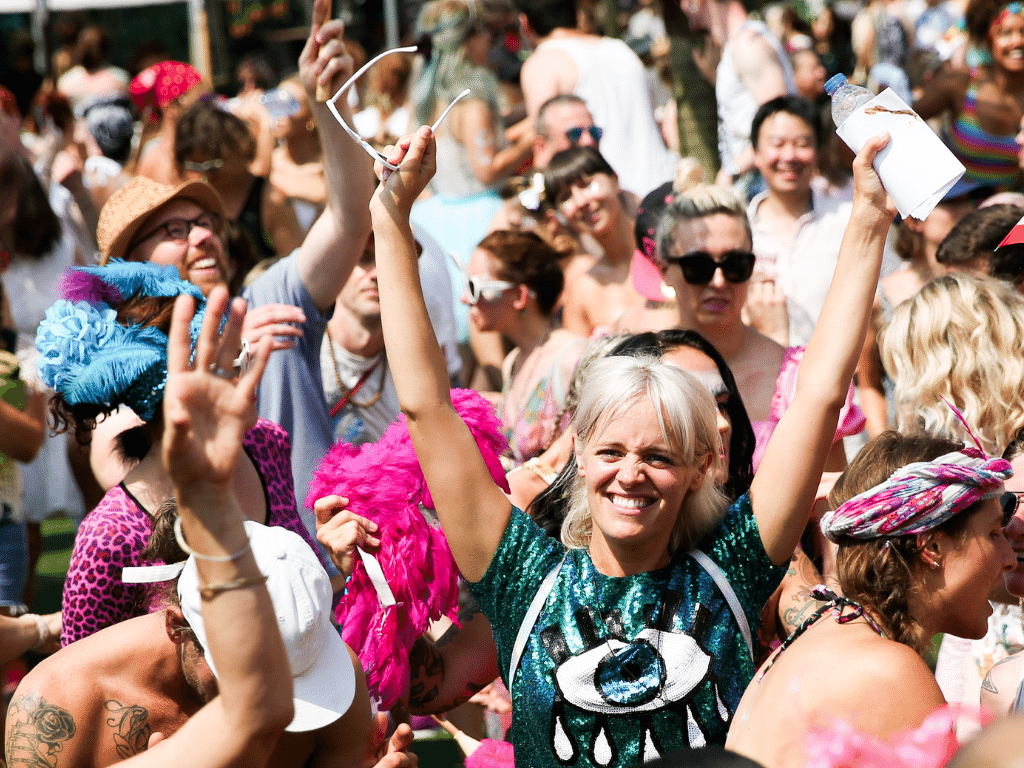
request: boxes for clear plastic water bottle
[824,74,874,127]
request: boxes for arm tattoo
[6,693,77,768]
[103,700,151,758]
[407,637,445,708]
[982,668,999,695]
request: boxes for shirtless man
[5,523,414,768]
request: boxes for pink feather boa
[306,389,510,710]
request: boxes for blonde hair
[655,184,753,258]
[562,355,728,552]
[881,272,1024,456]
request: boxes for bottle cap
[824,73,848,96]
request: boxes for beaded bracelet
[174,517,252,562]
[199,574,268,601]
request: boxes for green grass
[34,517,76,616]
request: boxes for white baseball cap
[177,521,356,732]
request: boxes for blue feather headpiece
[36,260,207,422]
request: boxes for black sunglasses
[1001,491,1021,526]
[665,250,756,285]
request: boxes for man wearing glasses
[517,0,677,197]
[93,17,374,544]
[532,95,602,170]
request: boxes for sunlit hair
[655,184,753,259]
[562,355,728,552]
[881,272,1024,457]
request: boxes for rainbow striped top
[946,83,1022,189]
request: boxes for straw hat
[97,176,226,265]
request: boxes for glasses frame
[565,125,603,144]
[134,211,223,247]
[325,45,471,170]
[448,250,531,305]
[665,249,757,285]
[1001,490,1022,526]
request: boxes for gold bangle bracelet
[198,574,268,601]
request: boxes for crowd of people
[3,0,1024,765]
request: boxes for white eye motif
[553,628,711,714]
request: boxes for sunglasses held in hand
[326,37,471,170]
[664,250,756,285]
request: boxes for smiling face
[555,172,624,238]
[660,346,732,484]
[931,499,1016,639]
[1002,453,1024,596]
[990,10,1024,72]
[577,396,704,570]
[754,110,817,198]
[126,198,228,297]
[662,213,752,329]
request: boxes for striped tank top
[947,82,1022,189]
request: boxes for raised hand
[300,4,354,103]
[240,302,305,352]
[371,126,437,216]
[162,286,272,492]
[852,132,898,223]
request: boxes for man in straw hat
[93,15,376,538]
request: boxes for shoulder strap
[508,554,566,690]
[687,548,754,663]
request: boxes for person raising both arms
[367,117,895,764]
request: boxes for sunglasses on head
[326,39,470,170]
[665,250,756,285]
[1001,491,1022,526]
[565,125,602,144]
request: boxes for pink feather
[465,740,514,768]
[308,389,509,710]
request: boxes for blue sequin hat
[35,260,206,422]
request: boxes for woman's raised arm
[750,133,896,565]
[370,126,513,582]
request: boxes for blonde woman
[882,272,1024,459]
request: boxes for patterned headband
[36,261,206,423]
[819,448,1011,543]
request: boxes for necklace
[324,326,387,417]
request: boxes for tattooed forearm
[103,700,151,759]
[407,637,445,709]
[6,693,77,768]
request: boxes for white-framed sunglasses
[449,251,533,305]
[325,39,472,170]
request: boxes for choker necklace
[325,326,387,417]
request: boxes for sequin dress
[468,494,784,766]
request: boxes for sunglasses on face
[463,273,516,304]
[565,125,603,144]
[1001,491,1022,526]
[326,41,470,171]
[137,212,222,245]
[665,249,756,285]
[260,88,302,119]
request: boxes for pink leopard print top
[60,418,326,646]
